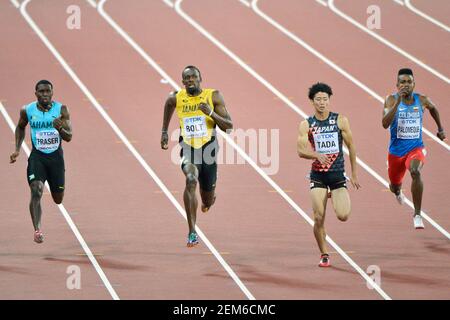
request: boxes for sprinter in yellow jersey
[161,66,233,247]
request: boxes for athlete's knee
[313,214,325,226]
[389,184,401,194]
[52,192,64,204]
[337,212,350,222]
[410,168,421,180]
[30,182,44,198]
[185,173,198,190]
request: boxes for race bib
[35,129,60,152]
[183,116,207,138]
[397,118,420,139]
[314,132,339,154]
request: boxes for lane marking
[19,0,254,301]
[404,0,450,32]
[327,0,450,84]
[172,0,391,300]
[0,101,119,300]
[248,0,450,239]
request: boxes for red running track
[0,0,448,299]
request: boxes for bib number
[314,132,339,154]
[397,118,420,139]
[35,129,60,152]
[183,116,207,138]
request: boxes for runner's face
[311,92,330,113]
[397,75,415,96]
[35,84,53,107]
[182,68,201,94]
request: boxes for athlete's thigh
[199,162,217,193]
[27,152,47,186]
[46,155,65,194]
[331,187,351,217]
[310,187,328,218]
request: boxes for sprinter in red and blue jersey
[382,68,445,229]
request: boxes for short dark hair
[35,80,53,91]
[398,68,413,77]
[182,65,202,80]
[308,82,333,100]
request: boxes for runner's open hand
[161,132,169,150]
[350,174,361,190]
[53,116,63,131]
[316,153,331,166]
[10,151,19,164]
[198,103,212,116]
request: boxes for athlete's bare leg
[409,159,424,216]
[200,188,216,213]
[389,183,402,196]
[311,188,329,255]
[29,180,44,231]
[51,191,64,205]
[183,163,199,234]
[331,187,351,222]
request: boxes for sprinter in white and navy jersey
[10,80,73,244]
[383,68,445,230]
[297,83,361,268]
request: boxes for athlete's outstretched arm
[198,90,233,132]
[382,94,402,129]
[296,120,330,165]
[161,92,177,150]
[420,95,446,141]
[10,107,28,163]
[339,115,361,189]
[53,105,72,142]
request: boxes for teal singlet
[25,101,62,154]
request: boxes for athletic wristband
[209,110,213,117]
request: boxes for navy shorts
[27,149,65,193]
[309,171,347,191]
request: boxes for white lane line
[315,0,328,7]
[20,0,254,301]
[0,102,119,300]
[169,0,392,300]
[238,0,251,7]
[393,0,404,6]
[162,0,174,8]
[86,0,97,8]
[249,0,450,239]
[251,0,449,151]
[327,0,450,84]
[9,0,20,8]
[404,0,450,32]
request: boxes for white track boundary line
[98,0,391,300]
[404,0,450,32]
[327,0,450,84]
[19,0,254,300]
[252,0,449,151]
[171,0,449,241]
[134,0,392,299]
[0,102,119,300]
[393,0,404,6]
[10,0,20,8]
[249,0,450,239]
[315,0,328,7]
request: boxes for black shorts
[180,139,218,192]
[310,171,347,191]
[27,149,65,193]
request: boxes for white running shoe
[395,191,405,205]
[413,215,425,229]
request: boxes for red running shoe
[318,254,330,267]
[34,230,44,244]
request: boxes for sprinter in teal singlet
[10,80,73,244]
